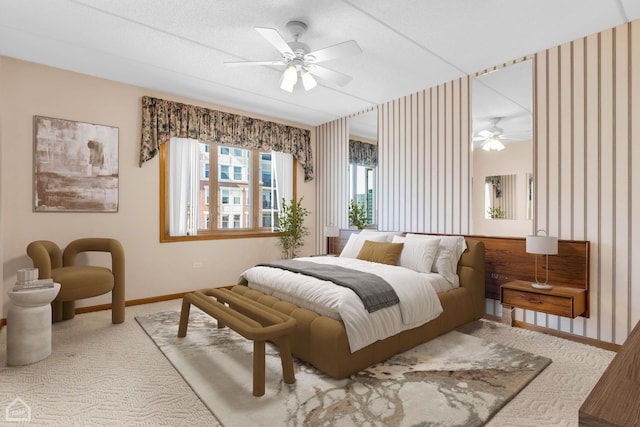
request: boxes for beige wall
[0,57,316,317]
[375,20,640,345]
[0,55,4,314]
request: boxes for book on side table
[13,278,55,291]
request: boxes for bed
[232,232,485,379]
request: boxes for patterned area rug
[136,309,551,427]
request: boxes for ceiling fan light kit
[279,65,298,92]
[301,70,317,90]
[225,20,361,93]
[476,117,509,151]
[482,137,505,151]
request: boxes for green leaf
[276,197,310,259]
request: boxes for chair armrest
[26,240,63,279]
[63,238,125,282]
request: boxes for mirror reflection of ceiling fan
[473,117,519,151]
[224,20,362,92]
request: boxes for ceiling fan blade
[224,60,286,67]
[307,65,352,86]
[306,40,362,63]
[255,27,294,56]
[473,136,488,141]
[477,130,492,138]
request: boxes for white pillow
[359,229,403,242]
[339,233,389,258]
[392,235,441,273]
[405,234,467,285]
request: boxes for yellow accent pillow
[356,240,404,265]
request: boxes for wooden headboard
[328,230,590,311]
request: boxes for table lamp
[324,225,340,255]
[526,229,558,290]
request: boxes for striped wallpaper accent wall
[373,20,638,345]
[315,117,349,254]
[515,20,640,345]
[377,77,472,234]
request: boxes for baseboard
[482,314,621,352]
[0,287,239,328]
[74,292,190,315]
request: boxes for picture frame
[33,116,119,212]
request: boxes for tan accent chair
[26,238,125,324]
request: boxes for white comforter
[240,256,445,352]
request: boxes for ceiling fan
[224,20,362,92]
[473,117,513,151]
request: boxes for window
[350,164,376,226]
[163,138,295,240]
[220,164,229,180]
[233,166,243,181]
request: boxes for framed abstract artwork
[33,116,119,212]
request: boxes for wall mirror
[348,109,378,227]
[471,59,533,236]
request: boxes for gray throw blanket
[252,259,399,313]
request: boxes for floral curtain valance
[139,96,313,181]
[349,139,378,167]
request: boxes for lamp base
[531,283,552,290]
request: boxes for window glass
[350,164,376,226]
[163,139,294,240]
[233,166,243,181]
[220,164,229,180]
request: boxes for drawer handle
[527,298,543,304]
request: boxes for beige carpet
[137,309,551,426]
[0,299,614,426]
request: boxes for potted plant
[348,199,368,230]
[487,206,506,219]
[276,197,310,259]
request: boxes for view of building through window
[350,164,375,225]
[197,143,280,231]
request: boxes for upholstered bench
[178,288,297,397]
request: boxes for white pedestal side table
[7,283,61,366]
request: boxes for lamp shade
[482,137,505,151]
[324,225,340,238]
[526,235,558,255]
[301,70,317,90]
[280,65,298,92]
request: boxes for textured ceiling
[1,0,638,140]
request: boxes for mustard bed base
[231,239,485,379]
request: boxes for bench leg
[177,298,191,337]
[279,337,295,385]
[253,340,265,397]
[217,301,226,329]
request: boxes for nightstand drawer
[500,281,586,318]
[502,289,572,317]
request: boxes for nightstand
[500,280,587,320]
